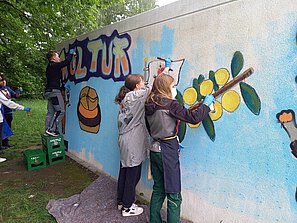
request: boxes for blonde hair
[147,74,174,105]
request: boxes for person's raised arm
[51,49,76,69]
[169,94,214,124]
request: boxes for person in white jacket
[0,76,31,162]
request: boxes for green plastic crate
[23,149,46,171]
[41,134,65,151]
[44,148,65,165]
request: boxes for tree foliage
[0,0,157,98]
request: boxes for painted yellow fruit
[215,68,230,86]
[200,79,214,96]
[188,122,201,128]
[221,90,240,112]
[183,87,197,105]
[209,100,223,121]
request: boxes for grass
[0,99,98,223]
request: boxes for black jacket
[45,54,73,91]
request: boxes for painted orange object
[78,104,98,119]
[77,86,101,133]
[279,112,293,123]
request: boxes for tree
[0,0,157,98]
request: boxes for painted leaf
[231,51,244,78]
[178,121,187,143]
[176,89,184,105]
[239,82,261,115]
[192,78,199,103]
[202,114,215,141]
[193,78,199,93]
[209,70,219,91]
[176,90,187,142]
[197,74,205,84]
[196,74,205,101]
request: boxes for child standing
[115,74,151,217]
[0,73,19,148]
[145,73,214,223]
[44,49,75,136]
[0,75,30,160]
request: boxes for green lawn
[8,99,46,150]
[0,99,98,223]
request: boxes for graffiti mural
[77,86,101,134]
[176,51,261,142]
[144,57,185,86]
[59,30,131,134]
[59,1,297,221]
[60,30,132,84]
[276,33,297,160]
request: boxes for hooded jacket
[118,86,151,167]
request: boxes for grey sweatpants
[45,89,65,133]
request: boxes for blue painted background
[64,12,297,222]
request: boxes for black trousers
[2,114,12,146]
[117,163,142,208]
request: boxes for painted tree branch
[189,67,254,110]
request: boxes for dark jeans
[150,151,182,223]
[2,113,12,146]
[117,163,142,208]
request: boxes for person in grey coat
[114,74,151,217]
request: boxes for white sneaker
[45,130,59,137]
[122,203,143,217]
[0,157,7,163]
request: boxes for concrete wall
[57,0,297,222]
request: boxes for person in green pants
[145,59,214,223]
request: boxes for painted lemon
[200,79,214,96]
[209,100,223,121]
[215,68,230,86]
[188,122,201,128]
[221,90,240,112]
[183,87,197,105]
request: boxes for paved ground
[47,153,193,223]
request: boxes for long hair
[115,74,143,104]
[146,74,174,106]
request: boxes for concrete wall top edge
[56,0,238,49]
